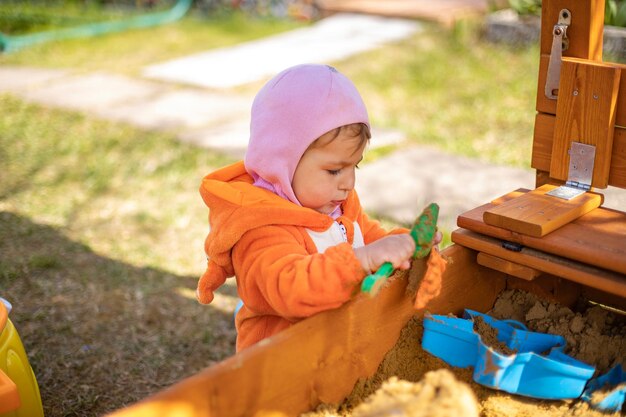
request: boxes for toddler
[197,64,437,351]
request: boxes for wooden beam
[540,0,605,59]
[537,0,604,108]
[506,273,582,307]
[482,184,603,237]
[582,287,626,312]
[536,55,626,126]
[457,189,626,275]
[532,113,626,188]
[452,228,626,298]
[550,59,621,188]
[477,252,542,281]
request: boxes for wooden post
[550,59,621,187]
[536,0,606,114]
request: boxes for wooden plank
[506,273,582,307]
[540,0,605,58]
[582,287,626,312]
[483,184,603,237]
[611,129,626,186]
[451,228,626,298]
[315,0,486,26]
[532,111,556,170]
[537,55,626,126]
[105,244,506,417]
[536,0,604,107]
[457,189,626,275]
[536,55,559,115]
[550,59,621,188]
[535,169,552,188]
[477,252,542,281]
[531,113,626,189]
[618,63,626,128]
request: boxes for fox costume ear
[196,261,229,304]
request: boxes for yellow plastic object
[0,301,44,417]
[0,368,19,414]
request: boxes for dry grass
[1,212,237,415]
[0,95,239,415]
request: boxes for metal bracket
[544,9,571,99]
[547,142,596,200]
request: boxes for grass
[343,21,539,168]
[1,94,239,416]
[1,94,233,273]
[1,10,540,416]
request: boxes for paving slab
[22,72,164,112]
[0,66,68,94]
[143,13,421,89]
[358,146,535,230]
[97,89,251,130]
[179,121,251,157]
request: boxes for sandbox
[303,288,625,417]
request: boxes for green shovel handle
[360,203,440,296]
[360,262,394,294]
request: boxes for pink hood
[244,64,369,204]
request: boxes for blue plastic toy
[422,309,596,399]
[582,364,626,412]
[422,315,477,368]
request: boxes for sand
[303,289,625,417]
[490,289,625,374]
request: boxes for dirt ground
[303,289,625,417]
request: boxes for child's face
[292,129,366,215]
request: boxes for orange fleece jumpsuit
[197,161,406,351]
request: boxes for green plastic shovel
[361,203,439,296]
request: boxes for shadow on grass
[0,211,237,417]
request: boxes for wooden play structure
[106,0,625,415]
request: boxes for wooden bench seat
[456,189,626,274]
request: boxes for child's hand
[354,234,416,273]
[433,231,443,248]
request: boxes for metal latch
[547,142,595,200]
[544,9,571,99]
[502,241,523,252]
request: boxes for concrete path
[357,147,536,232]
[2,11,623,231]
[144,13,422,89]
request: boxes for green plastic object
[360,262,395,295]
[0,0,192,53]
[361,203,440,296]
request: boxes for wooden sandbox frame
[107,245,505,417]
